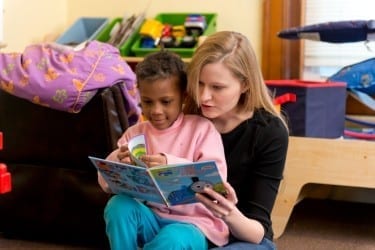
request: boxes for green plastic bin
[131,13,217,58]
[95,17,143,57]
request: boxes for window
[303,0,375,80]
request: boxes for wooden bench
[272,136,375,239]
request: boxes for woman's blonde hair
[184,31,287,128]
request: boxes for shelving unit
[124,56,191,71]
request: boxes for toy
[0,132,11,194]
[180,35,196,48]
[161,24,173,37]
[139,19,164,46]
[172,25,186,38]
[160,36,176,48]
[159,24,176,48]
[0,164,12,194]
[184,14,207,36]
[139,15,206,49]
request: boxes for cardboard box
[266,80,347,138]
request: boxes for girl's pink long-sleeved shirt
[105,113,229,246]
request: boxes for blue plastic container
[56,17,109,45]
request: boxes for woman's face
[139,76,183,130]
[198,62,244,120]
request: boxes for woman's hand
[140,154,167,167]
[196,182,265,243]
[196,182,239,220]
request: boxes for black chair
[0,82,131,248]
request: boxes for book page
[127,134,148,167]
[89,156,166,204]
[148,161,226,206]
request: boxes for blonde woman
[184,31,289,250]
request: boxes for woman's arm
[197,115,289,243]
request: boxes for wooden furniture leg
[272,136,375,239]
[272,181,305,239]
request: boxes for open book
[90,134,226,206]
[90,156,226,207]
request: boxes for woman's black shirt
[221,109,289,241]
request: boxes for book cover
[90,156,226,207]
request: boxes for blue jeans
[210,238,276,250]
[104,194,208,250]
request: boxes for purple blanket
[0,41,141,125]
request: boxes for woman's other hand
[196,182,265,243]
[196,182,239,220]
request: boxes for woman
[184,31,289,249]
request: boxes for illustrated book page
[90,156,167,204]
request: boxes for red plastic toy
[0,132,11,194]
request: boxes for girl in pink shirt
[98,50,229,249]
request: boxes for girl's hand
[140,154,167,167]
[196,182,239,221]
[97,171,112,193]
[117,144,132,164]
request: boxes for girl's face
[139,76,184,130]
[198,62,244,120]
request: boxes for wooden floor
[0,198,374,250]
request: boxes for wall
[2,0,67,52]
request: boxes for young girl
[184,31,289,250]
[98,50,229,249]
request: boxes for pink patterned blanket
[0,41,141,124]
